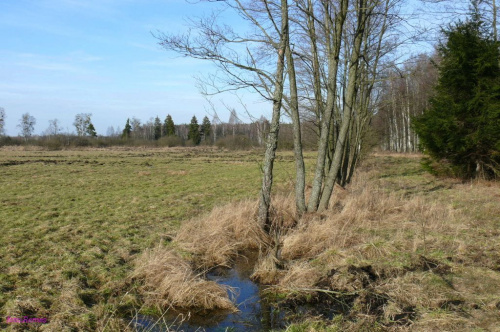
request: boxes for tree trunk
[307,0,348,212]
[258,0,289,229]
[494,0,498,41]
[318,0,367,212]
[285,37,306,215]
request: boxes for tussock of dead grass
[281,171,454,263]
[251,253,283,285]
[132,200,271,314]
[255,160,499,330]
[175,200,271,269]
[277,262,322,289]
[132,246,235,312]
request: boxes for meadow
[0,147,499,331]
[0,147,301,330]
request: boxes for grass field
[1,147,499,331]
[0,147,303,330]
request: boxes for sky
[0,0,266,136]
[0,0,459,136]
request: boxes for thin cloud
[5,51,103,75]
[128,42,161,52]
[16,61,80,73]
[137,57,208,67]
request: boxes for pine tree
[164,114,176,136]
[153,116,162,140]
[86,122,97,137]
[122,118,132,139]
[188,115,201,145]
[201,116,211,142]
[413,5,500,178]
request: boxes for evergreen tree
[188,115,201,145]
[122,118,132,139]
[153,116,162,140]
[164,114,176,136]
[414,5,500,178]
[86,122,97,137]
[201,116,211,142]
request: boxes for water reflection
[132,251,278,331]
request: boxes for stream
[131,251,283,331]
[131,251,343,331]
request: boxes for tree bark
[258,0,289,229]
[285,37,306,215]
[318,0,367,211]
[307,0,348,212]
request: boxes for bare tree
[375,53,438,152]
[420,0,498,40]
[158,0,410,227]
[18,113,36,140]
[130,117,142,139]
[157,0,291,227]
[45,119,62,137]
[0,107,5,136]
[73,113,93,137]
[106,126,116,137]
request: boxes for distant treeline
[0,115,320,151]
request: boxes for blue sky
[0,0,266,136]
[0,0,453,136]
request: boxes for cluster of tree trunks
[373,54,439,153]
[158,0,409,227]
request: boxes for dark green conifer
[86,122,97,137]
[188,115,201,145]
[413,4,500,178]
[122,118,132,139]
[153,116,162,140]
[164,115,176,136]
[201,116,211,142]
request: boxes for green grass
[0,147,305,330]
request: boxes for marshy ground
[0,147,499,331]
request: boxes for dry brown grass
[251,252,283,285]
[279,170,456,266]
[130,199,272,317]
[174,200,271,269]
[132,246,235,312]
[277,262,323,289]
[270,159,499,330]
